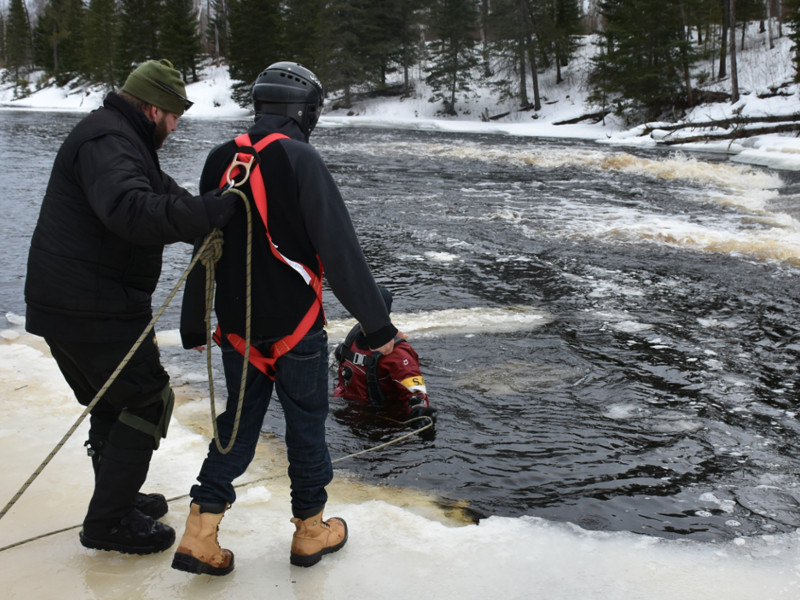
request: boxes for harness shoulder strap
[216,132,324,380]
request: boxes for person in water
[24,59,237,556]
[333,287,436,424]
[174,61,403,575]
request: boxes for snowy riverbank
[3,27,800,172]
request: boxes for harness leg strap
[117,385,175,450]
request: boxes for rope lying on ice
[0,415,434,553]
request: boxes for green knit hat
[122,59,193,115]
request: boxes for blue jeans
[190,329,332,518]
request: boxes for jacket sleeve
[179,239,210,349]
[289,142,397,349]
[380,344,430,408]
[179,145,233,349]
[76,134,216,245]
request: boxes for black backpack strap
[334,324,362,364]
[364,336,406,405]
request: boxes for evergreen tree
[786,0,800,81]
[32,0,86,82]
[519,0,541,111]
[83,0,118,87]
[6,0,33,81]
[487,0,532,107]
[425,0,479,115]
[535,0,583,84]
[205,0,230,64]
[395,0,425,94]
[0,13,6,67]
[282,0,328,71]
[160,0,202,81]
[588,0,699,120]
[322,0,373,106]
[369,0,424,93]
[117,0,162,83]
[227,0,284,105]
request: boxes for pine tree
[588,0,699,120]
[83,0,118,87]
[6,0,33,82]
[369,0,424,93]
[535,0,583,85]
[32,0,86,82]
[426,0,480,115]
[395,0,425,94]
[282,0,328,71]
[0,14,6,67]
[322,0,372,107]
[117,0,162,84]
[487,0,531,107]
[785,0,800,81]
[204,0,230,64]
[160,0,202,81]
[227,0,284,105]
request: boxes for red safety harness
[213,132,324,379]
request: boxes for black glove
[408,395,437,424]
[202,188,238,228]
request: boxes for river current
[2,111,800,543]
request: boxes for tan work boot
[290,509,348,567]
[171,503,234,576]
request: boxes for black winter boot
[135,493,169,520]
[85,437,168,520]
[80,508,175,555]
[81,443,174,555]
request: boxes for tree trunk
[481,0,491,77]
[767,0,774,50]
[679,1,694,108]
[519,0,541,110]
[51,21,59,73]
[718,0,728,79]
[518,38,529,107]
[730,0,739,102]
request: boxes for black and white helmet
[252,61,324,137]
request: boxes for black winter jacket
[25,92,221,342]
[180,115,397,350]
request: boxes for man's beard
[154,115,170,149]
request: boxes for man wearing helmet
[173,62,403,575]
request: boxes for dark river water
[3,110,800,543]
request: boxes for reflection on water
[4,111,800,542]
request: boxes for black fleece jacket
[180,114,397,350]
[25,92,230,342]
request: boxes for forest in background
[2,0,800,123]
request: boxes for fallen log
[656,122,800,145]
[644,112,800,136]
[554,110,610,125]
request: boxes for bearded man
[24,59,237,556]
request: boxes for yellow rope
[203,187,253,455]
